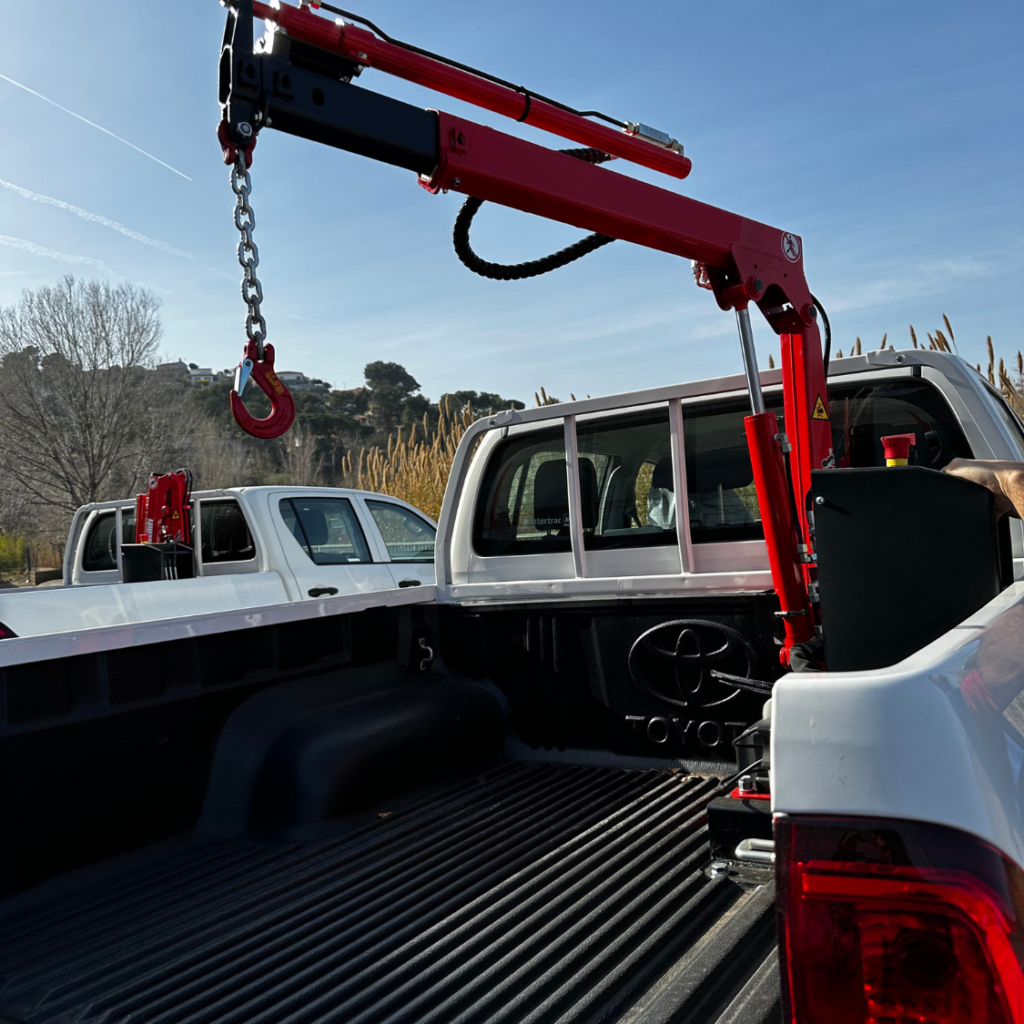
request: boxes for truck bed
[0,762,778,1024]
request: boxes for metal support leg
[736,307,765,416]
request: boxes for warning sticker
[812,394,829,421]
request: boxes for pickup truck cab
[440,348,1023,602]
[0,350,1022,1024]
[0,487,436,638]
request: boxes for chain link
[230,152,267,359]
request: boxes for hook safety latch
[229,340,296,439]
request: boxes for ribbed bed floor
[0,762,779,1024]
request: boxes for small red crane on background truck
[133,471,192,547]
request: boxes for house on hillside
[156,360,189,379]
[186,367,222,386]
[276,371,330,392]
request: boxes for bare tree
[278,423,325,486]
[190,419,273,490]
[0,276,191,513]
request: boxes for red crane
[216,0,833,660]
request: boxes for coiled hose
[453,148,615,280]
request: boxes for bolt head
[452,177,461,187]
[815,495,825,505]
[237,122,253,138]
[799,302,817,325]
[754,278,764,293]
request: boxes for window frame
[447,364,973,596]
[74,502,135,582]
[471,403,693,576]
[470,373,976,567]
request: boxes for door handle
[398,579,421,588]
[308,586,339,597]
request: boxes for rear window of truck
[472,409,681,557]
[82,512,118,572]
[472,378,973,555]
[82,508,135,573]
[200,500,256,563]
[472,425,570,556]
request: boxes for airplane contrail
[201,264,239,283]
[0,73,192,181]
[0,178,194,259]
[0,235,114,274]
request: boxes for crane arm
[218,0,833,660]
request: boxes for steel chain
[230,152,267,359]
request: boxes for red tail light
[777,816,1024,1024]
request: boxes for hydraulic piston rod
[736,307,766,417]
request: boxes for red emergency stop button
[880,433,916,466]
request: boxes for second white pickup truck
[0,487,437,638]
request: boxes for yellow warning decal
[812,394,829,421]
[172,510,180,519]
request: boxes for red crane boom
[217,0,834,660]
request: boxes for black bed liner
[0,762,778,1024]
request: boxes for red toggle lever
[229,340,296,439]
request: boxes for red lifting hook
[229,340,296,439]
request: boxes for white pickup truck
[0,487,436,637]
[1,348,1023,1024]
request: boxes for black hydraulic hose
[453,148,615,281]
[812,293,831,377]
[780,446,803,539]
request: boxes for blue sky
[1,0,1021,404]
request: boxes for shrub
[0,533,26,578]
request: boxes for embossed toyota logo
[627,619,758,709]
